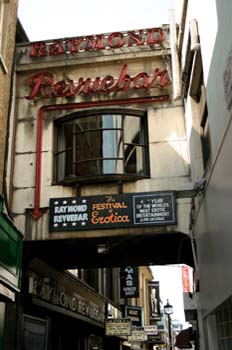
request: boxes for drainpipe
[177,0,188,55]
[169,9,181,100]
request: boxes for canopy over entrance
[23,232,194,269]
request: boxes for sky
[17,0,187,327]
[18,0,177,41]
[152,265,188,326]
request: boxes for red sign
[182,266,192,292]
[29,27,164,57]
[26,64,170,100]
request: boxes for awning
[175,328,193,349]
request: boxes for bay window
[54,109,149,183]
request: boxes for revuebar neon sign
[29,27,164,57]
[26,64,170,100]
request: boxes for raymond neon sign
[26,64,170,100]
[29,27,164,57]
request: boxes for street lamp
[164,299,173,350]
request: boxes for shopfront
[21,258,115,350]
[0,195,23,349]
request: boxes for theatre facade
[3,22,198,350]
[12,25,194,269]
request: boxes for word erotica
[29,28,164,57]
[26,64,170,100]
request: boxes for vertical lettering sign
[120,266,139,298]
[133,192,176,225]
[49,191,176,232]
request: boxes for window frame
[200,104,211,170]
[0,0,10,74]
[53,108,150,184]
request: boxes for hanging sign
[105,318,132,336]
[148,281,161,320]
[125,306,143,326]
[144,325,158,335]
[128,327,147,342]
[120,267,139,299]
[49,191,176,232]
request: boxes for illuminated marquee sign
[49,191,177,232]
[29,27,164,57]
[25,64,170,100]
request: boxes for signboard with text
[125,306,143,326]
[144,325,158,335]
[128,327,147,342]
[105,318,132,336]
[120,267,139,299]
[49,191,176,232]
[148,281,161,320]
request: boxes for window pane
[56,149,73,181]
[75,115,99,131]
[124,116,143,144]
[75,131,102,161]
[102,114,122,128]
[56,152,65,182]
[75,160,100,176]
[103,159,123,174]
[103,130,123,158]
[57,121,73,152]
[75,159,124,176]
[124,145,147,175]
[56,122,73,181]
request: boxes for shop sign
[106,302,122,319]
[120,267,139,298]
[25,64,170,100]
[49,191,176,232]
[105,318,132,336]
[125,306,143,326]
[144,325,158,335]
[148,281,161,320]
[128,327,147,342]
[182,265,192,292]
[31,273,105,323]
[29,27,164,58]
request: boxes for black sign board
[148,281,161,320]
[125,306,143,326]
[49,191,176,232]
[120,266,139,298]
